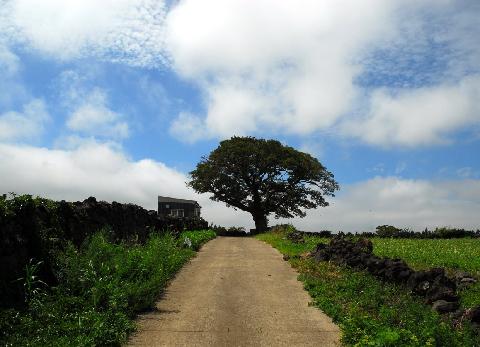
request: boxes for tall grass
[180,230,217,251]
[1,230,216,346]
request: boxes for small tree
[375,225,401,237]
[188,136,339,232]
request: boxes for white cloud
[0,99,50,142]
[395,162,407,175]
[166,0,396,140]
[1,141,478,233]
[299,140,324,159]
[169,112,210,143]
[0,43,19,76]
[284,176,480,233]
[54,72,130,141]
[456,167,476,179]
[2,0,479,147]
[0,43,28,107]
[66,88,129,140]
[1,0,168,66]
[165,0,480,147]
[343,75,480,147]
[0,141,249,227]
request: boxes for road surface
[128,237,340,346]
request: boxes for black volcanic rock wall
[0,195,208,309]
[310,237,479,329]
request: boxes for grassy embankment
[1,230,216,346]
[256,230,480,346]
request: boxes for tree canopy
[188,136,339,232]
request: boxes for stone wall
[310,237,480,329]
[0,195,208,309]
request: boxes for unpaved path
[128,237,340,346]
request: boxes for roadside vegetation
[257,227,480,346]
[0,229,216,346]
[181,229,216,250]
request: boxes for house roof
[158,196,200,205]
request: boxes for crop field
[370,238,480,275]
[370,238,480,308]
[312,235,480,308]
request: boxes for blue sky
[0,0,479,232]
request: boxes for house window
[165,204,170,209]
[194,207,200,217]
[170,209,184,217]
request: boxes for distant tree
[375,225,402,237]
[188,136,339,232]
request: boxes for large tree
[188,136,339,232]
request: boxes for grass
[370,238,480,275]
[180,229,217,251]
[256,231,480,346]
[0,229,216,346]
[371,238,480,309]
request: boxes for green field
[370,238,480,308]
[257,230,480,346]
[370,238,480,275]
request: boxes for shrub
[270,224,297,234]
[210,225,249,236]
[375,225,402,237]
[372,225,479,239]
[317,230,333,238]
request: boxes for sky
[0,0,479,232]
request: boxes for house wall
[158,201,199,218]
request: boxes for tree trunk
[252,212,268,234]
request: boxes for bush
[317,230,333,238]
[431,227,477,239]
[211,225,248,237]
[372,225,480,239]
[375,225,403,237]
[270,224,297,234]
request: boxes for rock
[432,300,460,313]
[0,194,210,309]
[307,236,470,316]
[450,308,466,321]
[314,251,330,262]
[312,243,327,254]
[286,231,304,243]
[425,285,458,304]
[354,238,373,254]
[457,276,477,290]
[469,306,480,323]
[460,277,477,284]
[454,271,477,285]
[283,254,290,261]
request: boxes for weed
[180,230,216,251]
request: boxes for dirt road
[128,237,340,346]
